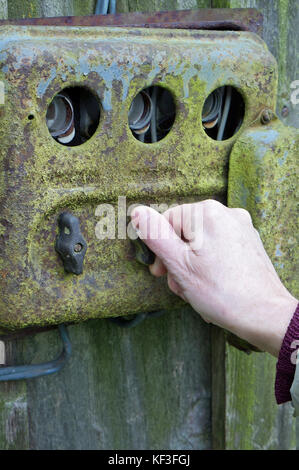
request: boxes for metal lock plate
[0,25,277,331]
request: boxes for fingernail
[131,209,139,229]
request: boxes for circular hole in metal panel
[202,86,245,141]
[46,87,101,146]
[129,86,176,143]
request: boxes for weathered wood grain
[0,342,29,449]
[117,0,211,12]
[7,0,97,18]
[11,309,211,450]
[0,0,7,19]
[213,0,299,127]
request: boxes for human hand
[131,200,297,356]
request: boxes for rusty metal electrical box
[0,10,297,333]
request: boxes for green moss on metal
[277,0,290,104]
[0,26,278,330]
[228,116,298,298]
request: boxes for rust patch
[0,8,263,36]
[0,26,276,331]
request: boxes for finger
[163,203,204,252]
[149,256,167,277]
[131,205,187,272]
[230,207,252,225]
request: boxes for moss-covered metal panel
[0,26,277,330]
[229,117,298,296]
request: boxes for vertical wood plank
[0,0,7,18]
[0,343,29,449]
[213,0,299,127]
[0,342,5,364]
[7,0,96,18]
[117,0,211,13]
[211,0,298,450]
[211,326,226,450]
[0,1,30,451]
[19,309,211,449]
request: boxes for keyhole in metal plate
[74,243,83,253]
[55,212,87,275]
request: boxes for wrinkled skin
[131,200,298,357]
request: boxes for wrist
[231,293,298,357]
[275,302,299,404]
[259,294,298,357]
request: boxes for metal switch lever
[55,212,87,275]
[132,237,155,266]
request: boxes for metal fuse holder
[0,25,284,331]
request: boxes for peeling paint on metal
[37,66,57,97]
[278,150,288,166]
[0,26,280,331]
[228,118,298,302]
[275,244,283,257]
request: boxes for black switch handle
[132,237,155,266]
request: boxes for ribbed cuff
[275,303,299,404]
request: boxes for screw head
[281,106,289,118]
[261,110,273,125]
[74,243,83,253]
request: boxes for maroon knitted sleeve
[275,303,299,404]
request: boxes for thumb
[131,205,187,272]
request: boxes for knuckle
[234,208,252,223]
[204,199,221,207]
[163,204,181,220]
[203,199,225,220]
